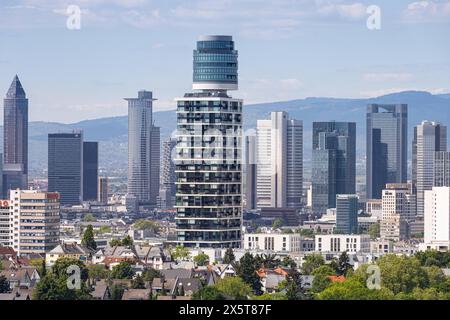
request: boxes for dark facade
[312,122,356,214]
[3,75,28,192]
[335,195,359,234]
[48,132,83,206]
[367,104,408,199]
[83,141,98,201]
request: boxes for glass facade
[48,133,83,206]
[193,35,238,90]
[336,195,359,234]
[367,104,408,199]
[83,141,98,201]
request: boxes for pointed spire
[6,74,26,99]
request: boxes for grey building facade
[83,141,98,201]
[366,104,408,199]
[335,194,359,234]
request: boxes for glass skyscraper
[48,132,83,206]
[175,35,242,248]
[312,122,356,214]
[336,194,359,234]
[366,104,408,199]
[83,141,99,201]
[3,75,28,194]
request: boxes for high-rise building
[98,177,109,204]
[48,132,83,206]
[366,104,408,199]
[312,122,356,214]
[335,194,358,234]
[380,183,415,241]
[9,189,60,255]
[434,151,450,187]
[82,141,98,201]
[150,126,160,207]
[125,91,159,207]
[175,35,242,248]
[256,112,303,208]
[245,134,257,210]
[412,121,447,217]
[3,75,28,192]
[423,187,450,251]
[159,138,177,209]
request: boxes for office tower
[412,121,447,217]
[159,138,177,209]
[9,189,60,255]
[48,132,83,206]
[311,122,356,214]
[150,126,160,207]
[82,141,98,201]
[256,112,303,208]
[366,104,408,199]
[245,134,257,210]
[0,199,10,247]
[125,91,158,206]
[98,177,109,204]
[175,35,242,248]
[434,151,450,187]
[3,75,28,192]
[380,183,415,241]
[424,187,450,249]
[335,194,358,234]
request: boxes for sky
[0,0,449,123]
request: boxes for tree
[52,258,89,282]
[142,268,161,283]
[281,256,297,269]
[194,253,210,267]
[236,253,262,295]
[81,225,97,250]
[131,274,146,289]
[171,245,190,261]
[110,284,125,300]
[121,235,133,246]
[368,223,380,239]
[192,286,225,300]
[251,292,287,300]
[335,251,353,276]
[98,226,112,234]
[223,248,235,264]
[0,275,9,293]
[83,213,96,222]
[297,228,314,237]
[256,254,280,269]
[216,277,252,300]
[109,239,122,247]
[317,279,395,300]
[311,274,332,294]
[33,272,91,300]
[272,218,284,229]
[285,269,307,300]
[377,254,428,295]
[111,261,134,279]
[88,264,110,280]
[134,219,160,233]
[301,253,325,275]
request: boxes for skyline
[0,0,450,122]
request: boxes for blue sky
[1,0,449,122]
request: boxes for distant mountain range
[1,90,449,177]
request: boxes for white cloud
[403,0,450,22]
[317,2,367,20]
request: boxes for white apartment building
[244,233,314,253]
[256,111,303,208]
[422,187,450,251]
[380,183,416,241]
[9,189,61,255]
[315,234,370,254]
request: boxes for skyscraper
[412,121,447,217]
[3,75,28,193]
[424,187,450,250]
[335,194,358,234]
[125,91,159,207]
[97,176,109,204]
[150,126,161,207]
[434,151,450,187]
[256,112,303,208]
[312,122,356,214]
[159,138,177,209]
[366,104,408,199]
[245,134,257,210]
[83,141,99,201]
[48,132,83,206]
[175,35,242,248]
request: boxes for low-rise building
[315,234,370,254]
[244,233,314,253]
[45,242,94,266]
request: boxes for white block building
[315,234,370,254]
[422,187,450,251]
[244,233,314,253]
